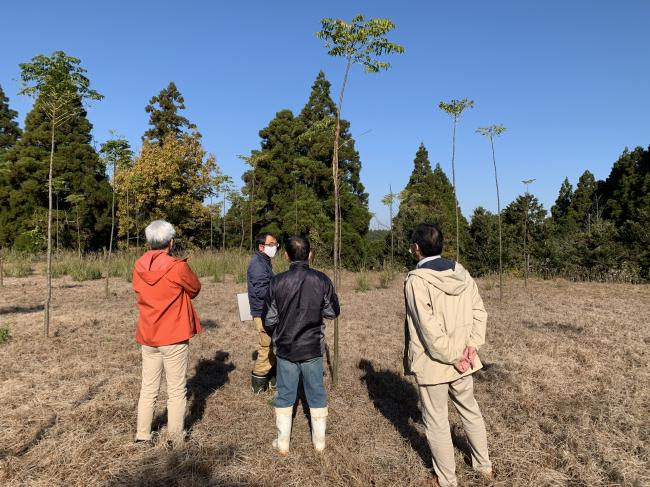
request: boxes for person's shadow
[153,350,235,435]
[358,359,473,469]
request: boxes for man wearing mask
[248,232,279,393]
[404,224,492,487]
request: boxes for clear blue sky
[3,1,649,229]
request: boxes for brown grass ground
[0,271,648,486]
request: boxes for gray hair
[145,220,176,250]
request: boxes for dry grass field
[0,269,648,486]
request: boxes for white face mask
[263,245,278,259]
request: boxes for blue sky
[3,1,649,229]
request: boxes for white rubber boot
[272,407,293,455]
[310,407,328,452]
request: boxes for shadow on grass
[358,359,474,469]
[0,304,44,315]
[200,319,219,329]
[152,351,235,435]
[104,443,259,487]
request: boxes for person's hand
[454,358,470,374]
[463,346,477,369]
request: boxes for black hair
[285,236,310,262]
[411,224,443,257]
[255,232,275,249]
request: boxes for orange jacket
[133,250,202,346]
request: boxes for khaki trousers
[252,317,275,376]
[136,342,189,441]
[418,375,491,487]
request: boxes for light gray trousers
[418,375,492,487]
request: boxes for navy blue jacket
[247,252,273,317]
[262,261,340,362]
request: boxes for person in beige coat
[404,224,492,487]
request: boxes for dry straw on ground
[0,269,648,486]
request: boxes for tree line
[379,143,649,282]
[1,51,648,282]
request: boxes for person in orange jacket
[132,220,201,444]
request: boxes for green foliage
[3,260,33,277]
[439,98,475,120]
[143,81,197,144]
[378,263,395,289]
[392,144,469,265]
[0,84,22,152]
[316,15,405,73]
[467,207,500,276]
[0,327,10,345]
[18,51,103,104]
[551,177,573,225]
[68,262,102,281]
[0,51,109,251]
[354,272,370,292]
[233,72,372,268]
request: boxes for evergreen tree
[392,144,468,264]
[467,207,499,275]
[0,84,22,152]
[502,194,547,272]
[0,88,110,250]
[235,72,371,268]
[601,146,650,278]
[567,170,597,231]
[551,177,573,227]
[143,81,196,144]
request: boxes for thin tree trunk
[44,123,55,337]
[250,175,255,251]
[0,250,4,288]
[451,117,459,261]
[105,161,116,298]
[331,57,351,389]
[239,217,244,254]
[76,209,81,260]
[389,185,394,268]
[56,195,59,254]
[524,195,528,289]
[490,137,503,301]
[126,188,130,251]
[210,197,213,250]
[135,198,139,253]
[222,190,227,253]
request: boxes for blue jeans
[274,356,327,408]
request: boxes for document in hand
[237,293,253,322]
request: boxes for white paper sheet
[237,293,253,322]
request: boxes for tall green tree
[601,146,650,278]
[0,84,22,153]
[467,207,500,276]
[0,83,21,287]
[316,14,405,314]
[551,177,573,227]
[567,170,597,232]
[476,124,506,300]
[236,72,372,268]
[393,144,468,264]
[100,134,132,296]
[502,192,546,276]
[381,185,399,267]
[11,52,103,336]
[439,98,474,261]
[143,81,196,144]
